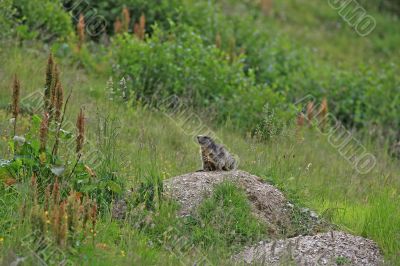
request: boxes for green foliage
[0,0,16,39]
[64,0,182,35]
[13,0,73,41]
[173,0,400,139]
[112,24,290,131]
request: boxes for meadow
[0,0,399,265]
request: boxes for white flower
[13,136,26,145]
[51,165,66,176]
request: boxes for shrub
[0,0,16,39]
[111,24,291,131]
[13,0,73,41]
[65,0,182,36]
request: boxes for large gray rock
[234,231,383,265]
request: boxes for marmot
[196,135,237,171]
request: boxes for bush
[111,24,291,131]
[65,0,182,36]
[13,0,73,41]
[0,0,16,39]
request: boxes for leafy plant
[111,24,291,131]
[13,0,73,41]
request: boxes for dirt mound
[163,171,383,265]
[164,170,296,235]
[234,231,383,265]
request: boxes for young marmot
[196,135,237,171]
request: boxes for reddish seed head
[319,97,328,130]
[297,113,305,127]
[76,108,85,154]
[44,53,54,111]
[54,80,64,123]
[139,14,146,39]
[122,7,130,32]
[306,101,314,125]
[114,18,122,34]
[77,14,85,50]
[39,112,50,152]
[12,74,20,119]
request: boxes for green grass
[1,47,399,264]
[263,0,400,67]
[192,182,267,250]
[2,0,400,261]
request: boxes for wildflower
[107,77,115,99]
[139,14,146,39]
[134,14,146,40]
[296,113,305,127]
[52,180,60,205]
[119,77,127,99]
[76,108,85,154]
[96,243,109,250]
[39,112,49,153]
[122,7,130,32]
[44,53,54,112]
[0,237,4,244]
[114,18,122,34]
[121,250,126,257]
[306,101,314,126]
[54,80,64,124]
[13,135,25,145]
[77,14,85,50]
[318,97,328,131]
[49,64,59,121]
[50,165,65,177]
[11,74,20,135]
[31,174,38,203]
[134,23,140,38]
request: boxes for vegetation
[0,0,399,265]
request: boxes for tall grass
[0,45,399,264]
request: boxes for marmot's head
[197,135,213,146]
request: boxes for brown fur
[197,135,237,171]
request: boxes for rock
[233,231,383,265]
[112,189,132,220]
[163,170,292,234]
[112,198,128,220]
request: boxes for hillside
[1,0,399,265]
